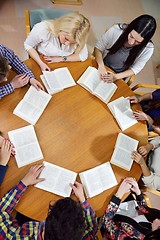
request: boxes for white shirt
[142,136,160,190]
[24,21,88,61]
[95,24,154,75]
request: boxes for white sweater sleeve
[142,172,160,190]
[78,44,88,61]
[130,42,154,75]
[24,22,50,51]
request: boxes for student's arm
[129,93,152,104]
[94,47,108,77]
[101,180,131,237]
[70,181,98,239]
[0,84,14,99]
[28,48,50,72]
[131,151,151,177]
[0,164,45,214]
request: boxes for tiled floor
[0,0,160,208]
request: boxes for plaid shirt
[0,44,35,99]
[0,181,97,239]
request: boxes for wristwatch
[62,56,67,62]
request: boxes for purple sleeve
[152,89,160,100]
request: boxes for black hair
[108,15,157,69]
[143,99,160,126]
[0,54,9,82]
[144,229,160,240]
[44,197,85,240]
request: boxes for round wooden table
[0,58,148,220]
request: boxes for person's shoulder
[33,21,48,31]
[146,41,154,48]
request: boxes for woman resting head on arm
[94,14,156,82]
[24,12,90,71]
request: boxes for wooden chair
[140,186,160,208]
[25,9,73,36]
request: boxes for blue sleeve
[152,89,160,100]
[0,165,8,185]
[0,44,35,79]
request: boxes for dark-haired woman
[129,89,160,134]
[94,15,156,82]
[101,177,160,239]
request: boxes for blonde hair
[45,13,90,53]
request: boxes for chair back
[25,9,73,35]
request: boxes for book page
[35,162,77,198]
[77,66,101,92]
[42,71,63,90]
[79,162,117,198]
[110,147,133,171]
[40,75,63,95]
[97,162,118,190]
[115,133,138,153]
[93,81,117,103]
[79,170,103,198]
[110,133,139,171]
[23,86,52,110]
[8,125,43,168]
[13,86,52,125]
[114,107,137,131]
[54,67,76,88]
[107,96,125,116]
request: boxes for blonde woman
[24,13,90,71]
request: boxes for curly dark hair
[44,197,85,240]
[143,99,160,126]
[0,54,9,82]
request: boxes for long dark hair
[108,15,156,69]
[144,99,160,126]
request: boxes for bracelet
[62,56,67,62]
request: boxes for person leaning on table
[129,89,160,135]
[100,177,160,240]
[24,12,90,72]
[0,44,44,100]
[94,14,156,82]
[131,136,160,190]
[0,163,98,240]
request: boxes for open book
[107,96,138,131]
[13,86,52,125]
[110,133,139,171]
[79,162,117,198]
[8,125,43,168]
[77,66,117,104]
[35,161,77,197]
[40,67,76,94]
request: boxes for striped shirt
[0,44,35,99]
[0,181,97,239]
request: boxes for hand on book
[129,95,139,104]
[0,139,15,166]
[29,78,44,91]
[70,181,86,203]
[21,163,45,186]
[131,151,145,166]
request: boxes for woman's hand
[39,62,51,72]
[133,110,148,121]
[129,95,139,104]
[70,181,86,203]
[124,177,141,195]
[131,150,145,166]
[29,78,44,91]
[116,179,131,199]
[138,144,153,157]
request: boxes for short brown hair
[0,55,9,82]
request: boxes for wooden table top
[0,58,148,220]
